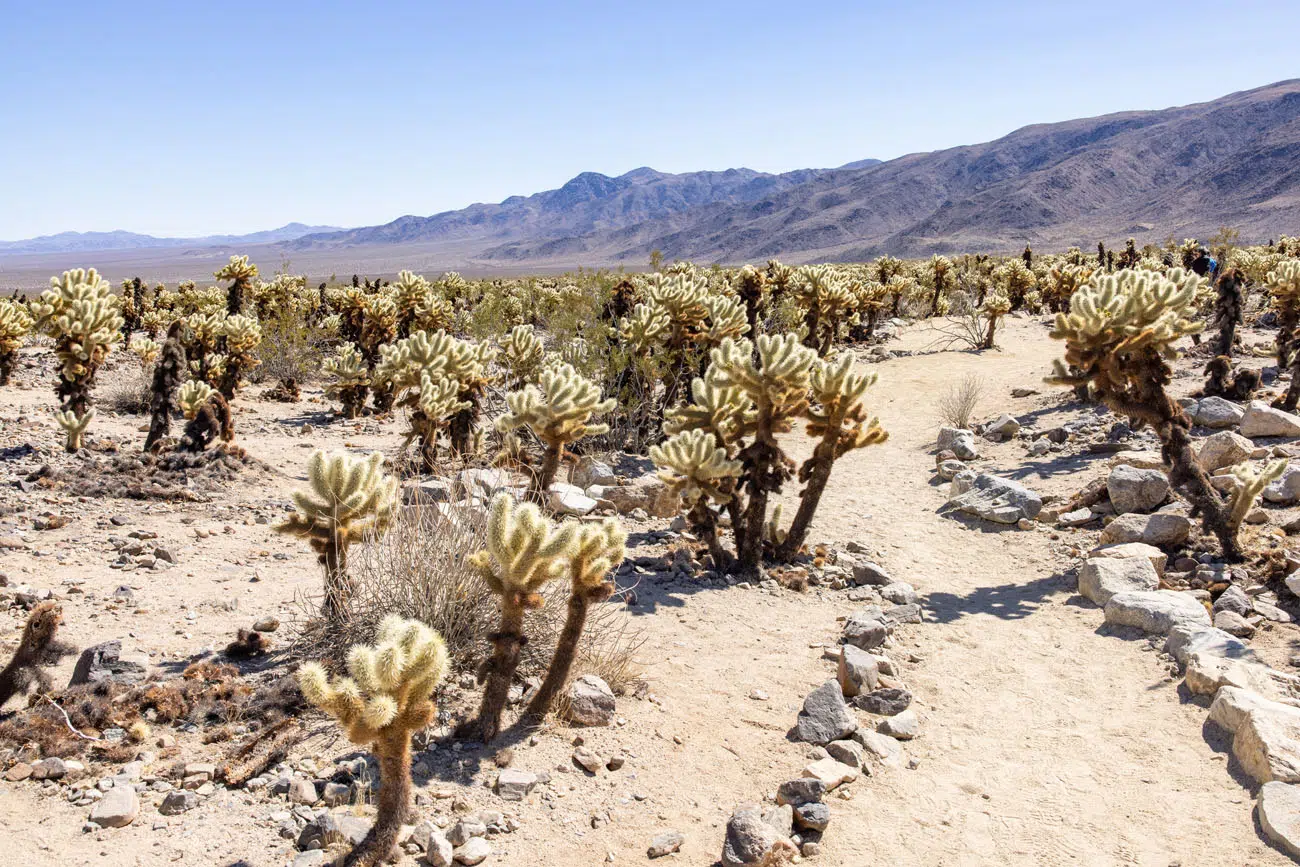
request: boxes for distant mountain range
[7,79,1300,274]
[0,223,340,255]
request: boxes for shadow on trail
[924,571,1072,624]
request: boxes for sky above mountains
[2,0,1296,240]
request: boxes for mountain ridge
[0,223,342,256]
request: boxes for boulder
[1057,508,1096,528]
[1077,557,1160,606]
[1088,542,1166,576]
[1098,513,1190,546]
[853,729,905,767]
[1215,609,1256,637]
[1106,465,1170,514]
[1184,652,1293,698]
[836,644,880,697]
[1258,781,1300,861]
[90,786,139,828]
[1192,396,1247,428]
[1265,465,1300,505]
[878,709,919,740]
[850,561,892,586]
[1213,584,1254,616]
[853,687,912,716]
[1199,430,1255,472]
[937,427,979,460]
[841,608,889,650]
[794,680,858,744]
[1240,401,1300,438]
[546,483,597,517]
[1234,702,1300,783]
[565,675,615,727]
[1103,590,1211,635]
[983,414,1021,438]
[1165,624,1256,666]
[946,473,1042,524]
[721,804,797,867]
[494,769,538,801]
[1209,686,1298,735]
[937,460,968,481]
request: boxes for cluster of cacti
[1048,267,1256,559]
[500,323,548,388]
[496,362,615,497]
[926,255,954,315]
[793,265,856,355]
[461,494,626,740]
[178,390,233,452]
[32,268,125,451]
[1043,263,1094,313]
[299,616,448,866]
[374,330,495,468]
[0,299,34,385]
[128,336,161,367]
[216,314,262,398]
[323,342,371,419]
[214,255,259,316]
[278,450,398,620]
[653,334,886,576]
[994,258,1039,311]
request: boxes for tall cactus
[0,299,33,386]
[215,255,259,316]
[299,616,448,866]
[1268,261,1300,411]
[775,351,887,559]
[496,362,615,499]
[32,268,124,451]
[1048,268,1255,558]
[216,314,261,398]
[523,519,626,724]
[500,324,547,389]
[465,494,575,742]
[277,450,398,620]
[144,320,188,452]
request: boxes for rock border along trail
[788,318,1292,865]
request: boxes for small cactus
[179,380,216,420]
[215,255,258,315]
[323,342,371,419]
[299,616,449,866]
[278,450,398,620]
[54,409,94,452]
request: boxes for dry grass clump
[292,499,644,696]
[937,373,983,428]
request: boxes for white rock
[1098,513,1190,546]
[1265,464,1300,505]
[1234,702,1300,783]
[1209,686,1298,734]
[1165,624,1256,666]
[1199,430,1255,472]
[1193,396,1247,428]
[1088,542,1166,576]
[89,786,139,828]
[1240,401,1300,438]
[565,675,615,727]
[1258,781,1300,860]
[547,483,597,516]
[937,427,980,460]
[1103,590,1211,634]
[1077,557,1159,606]
[1106,465,1170,514]
[801,758,857,790]
[453,837,491,865]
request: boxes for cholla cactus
[139,310,166,338]
[1269,261,1300,408]
[1228,460,1287,538]
[0,299,33,385]
[54,409,94,452]
[651,427,744,564]
[523,518,627,724]
[496,362,615,498]
[500,324,546,388]
[145,321,187,452]
[927,255,954,316]
[299,616,449,867]
[323,342,370,419]
[995,258,1038,310]
[278,450,398,620]
[466,494,576,742]
[391,270,430,337]
[1044,263,1093,313]
[1048,268,1258,559]
[777,351,886,558]
[794,265,854,355]
[178,379,215,420]
[216,314,262,398]
[129,336,161,367]
[32,268,124,448]
[184,310,226,383]
[215,254,259,315]
[979,290,1011,350]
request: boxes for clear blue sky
[1,0,1295,240]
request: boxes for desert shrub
[937,374,983,429]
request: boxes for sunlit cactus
[278,450,398,620]
[794,264,854,354]
[323,342,371,419]
[128,336,161,367]
[465,493,576,741]
[0,299,33,385]
[1227,460,1287,538]
[33,268,124,447]
[215,254,259,315]
[500,323,547,388]
[776,351,887,559]
[1268,261,1300,405]
[926,255,954,316]
[1048,268,1256,559]
[496,362,615,498]
[619,302,670,353]
[979,290,1011,350]
[184,310,226,383]
[523,518,627,724]
[299,615,449,866]
[178,379,215,420]
[145,320,188,452]
[701,294,751,347]
[733,265,768,334]
[1044,262,1094,313]
[651,427,744,564]
[216,314,262,398]
[54,409,94,452]
[391,269,431,337]
[995,258,1038,310]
